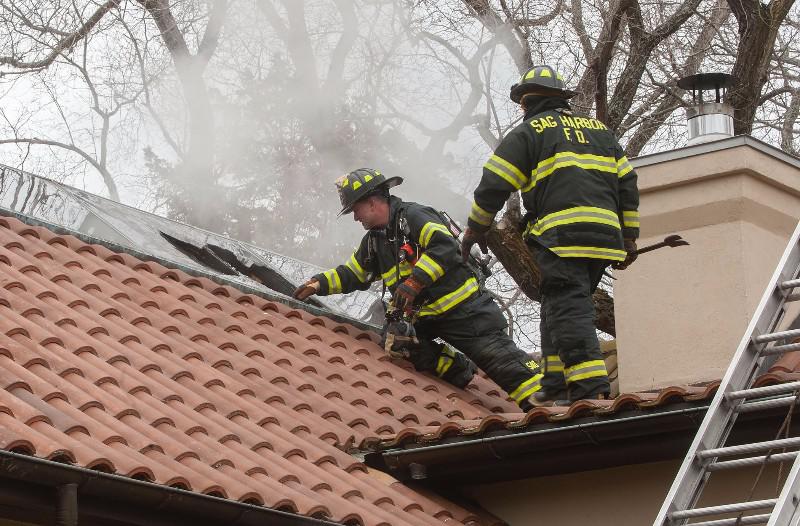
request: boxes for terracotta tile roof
[0,215,514,526]
[5,210,797,524]
[374,357,800,450]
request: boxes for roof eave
[371,401,798,485]
[0,449,340,526]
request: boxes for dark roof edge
[632,135,800,169]
[372,401,795,485]
[0,208,381,333]
[0,449,340,526]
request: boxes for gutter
[373,401,798,485]
[0,449,341,526]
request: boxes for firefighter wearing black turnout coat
[293,168,544,409]
[462,65,640,406]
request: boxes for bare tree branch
[0,137,119,199]
[0,0,121,70]
[727,0,797,134]
[197,0,228,69]
[592,0,634,123]
[460,0,536,73]
[606,0,703,131]
[116,11,183,157]
[325,0,358,93]
[417,31,497,159]
[781,88,800,154]
[624,0,731,153]
[0,1,71,37]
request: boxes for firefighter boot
[437,343,477,388]
[553,392,609,407]
[445,359,478,389]
[526,389,569,408]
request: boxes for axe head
[663,234,689,247]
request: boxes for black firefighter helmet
[335,168,403,216]
[509,65,577,103]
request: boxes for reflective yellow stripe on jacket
[418,277,479,317]
[469,202,494,227]
[622,210,640,228]
[419,222,452,248]
[549,246,627,261]
[617,156,633,177]
[527,206,621,236]
[523,152,620,191]
[323,269,342,294]
[345,252,367,283]
[381,261,413,288]
[416,253,445,282]
[485,154,528,189]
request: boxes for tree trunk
[486,202,617,337]
[138,0,221,230]
[726,0,796,135]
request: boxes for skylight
[0,163,382,325]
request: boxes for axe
[604,235,689,279]
[635,234,689,255]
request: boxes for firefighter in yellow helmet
[462,65,640,407]
[293,168,545,410]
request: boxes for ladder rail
[767,451,800,526]
[653,220,800,526]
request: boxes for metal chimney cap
[677,73,734,91]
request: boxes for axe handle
[634,242,667,255]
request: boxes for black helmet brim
[338,176,403,216]
[510,83,578,103]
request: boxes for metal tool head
[664,234,689,247]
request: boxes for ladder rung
[670,499,776,520]
[754,328,800,344]
[727,381,800,400]
[761,342,800,356]
[780,278,800,290]
[698,437,800,460]
[735,396,798,413]
[707,451,799,471]
[686,514,770,526]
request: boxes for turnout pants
[532,245,611,401]
[410,292,543,408]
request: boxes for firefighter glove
[461,227,489,264]
[381,317,418,359]
[613,239,638,270]
[293,278,320,301]
[393,276,424,314]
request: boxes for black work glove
[393,276,424,314]
[461,227,489,264]
[293,278,320,300]
[613,239,638,270]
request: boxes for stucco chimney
[677,73,734,146]
[613,137,800,392]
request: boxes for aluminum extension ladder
[654,220,800,526]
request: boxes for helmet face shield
[510,65,577,103]
[335,168,403,216]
